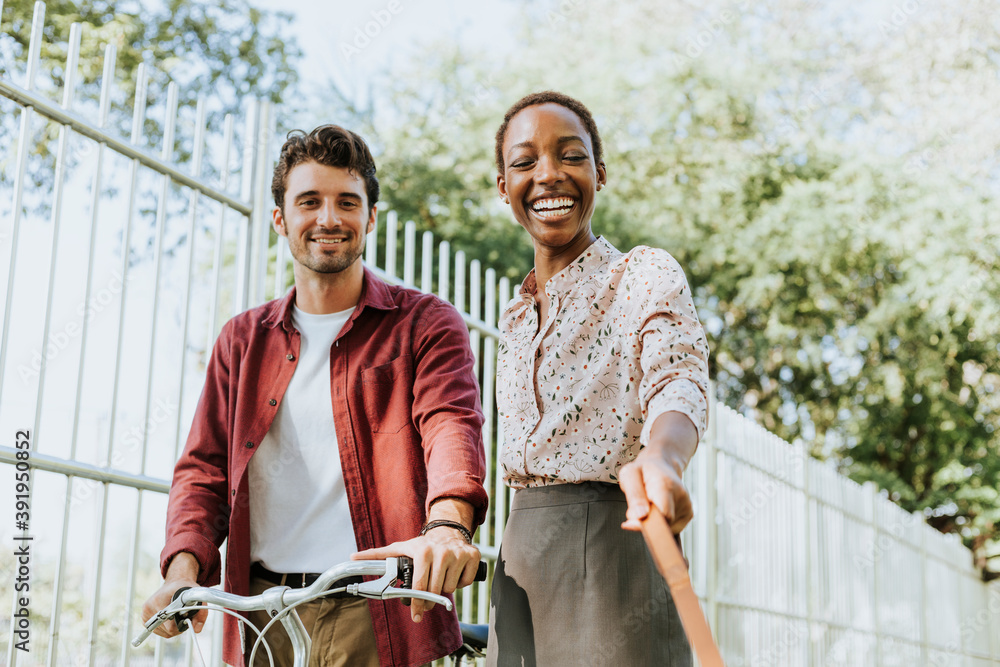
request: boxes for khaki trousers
[245,575,379,667]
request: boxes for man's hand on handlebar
[352,528,480,624]
[141,552,208,638]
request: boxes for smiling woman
[487,91,710,667]
[495,98,606,272]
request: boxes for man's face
[273,161,375,275]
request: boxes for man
[142,125,488,667]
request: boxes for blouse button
[286,353,295,361]
[269,399,277,406]
[245,441,254,449]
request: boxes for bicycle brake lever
[354,557,400,598]
[131,599,186,647]
[132,623,156,648]
[380,587,453,611]
[348,559,452,610]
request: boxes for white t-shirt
[248,304,357,572]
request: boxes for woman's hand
[619,449,693,533]
[619,411,698,533]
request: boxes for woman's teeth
[531,197,575,218]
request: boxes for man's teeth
[314,238,345,244]
[531,197,575,217]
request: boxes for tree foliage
[0,0,300,184]
[355,0,1000,570]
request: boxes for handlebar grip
[171,587,197,632]
[398,557,414,606]
[396,557,488,589]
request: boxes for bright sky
[250,0,520,107]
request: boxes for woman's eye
[565,155,586,163]
[511,159,533,168]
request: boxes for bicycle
[134,556,489,667]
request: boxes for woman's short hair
[271,124,380,213]
[494,91,604,173]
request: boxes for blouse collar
[519,236,619,299]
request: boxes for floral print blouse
[496,236,709,489]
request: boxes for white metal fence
[687,405,1000,666]
[1,3,998,666]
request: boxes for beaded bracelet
[420,519,473,544]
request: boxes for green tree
[356,0,1000,572]
[1,0,301,183]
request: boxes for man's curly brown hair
[494,91,604,173]
[271,124,380,214]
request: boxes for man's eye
[565,155,586,163]
[511,160,533,169]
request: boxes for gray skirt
[487,481,692,667]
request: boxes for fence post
[421,230,433,293]
[235,99,260,313]
[404,220,416,285]
[801,441,813,667]
[865,481,881,665]
[437,240,450,301]
[385,211,398,279]
[705,385,720,647]
[916,512,929,665]
[41,20,82,667]
[250,99,273,306]
[0,0,43,427]
[986,582,1000,662]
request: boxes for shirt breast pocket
[361,355,413,434]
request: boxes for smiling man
[142,125,488,667]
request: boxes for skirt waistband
[511,481,625,510]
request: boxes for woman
[487,91,710,667]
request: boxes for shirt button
[286,353,295,361]
[269,399,277,406]
[231,489,236,497]
[245,441,254,449]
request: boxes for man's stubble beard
[289,233,366,275]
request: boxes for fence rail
[1,3,999,666]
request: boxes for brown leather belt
[249,563,362,593]
[640,507,726,667]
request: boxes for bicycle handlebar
[133,556,488,647]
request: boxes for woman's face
[498,103,607,251]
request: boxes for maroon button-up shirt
[160,268,488,667]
